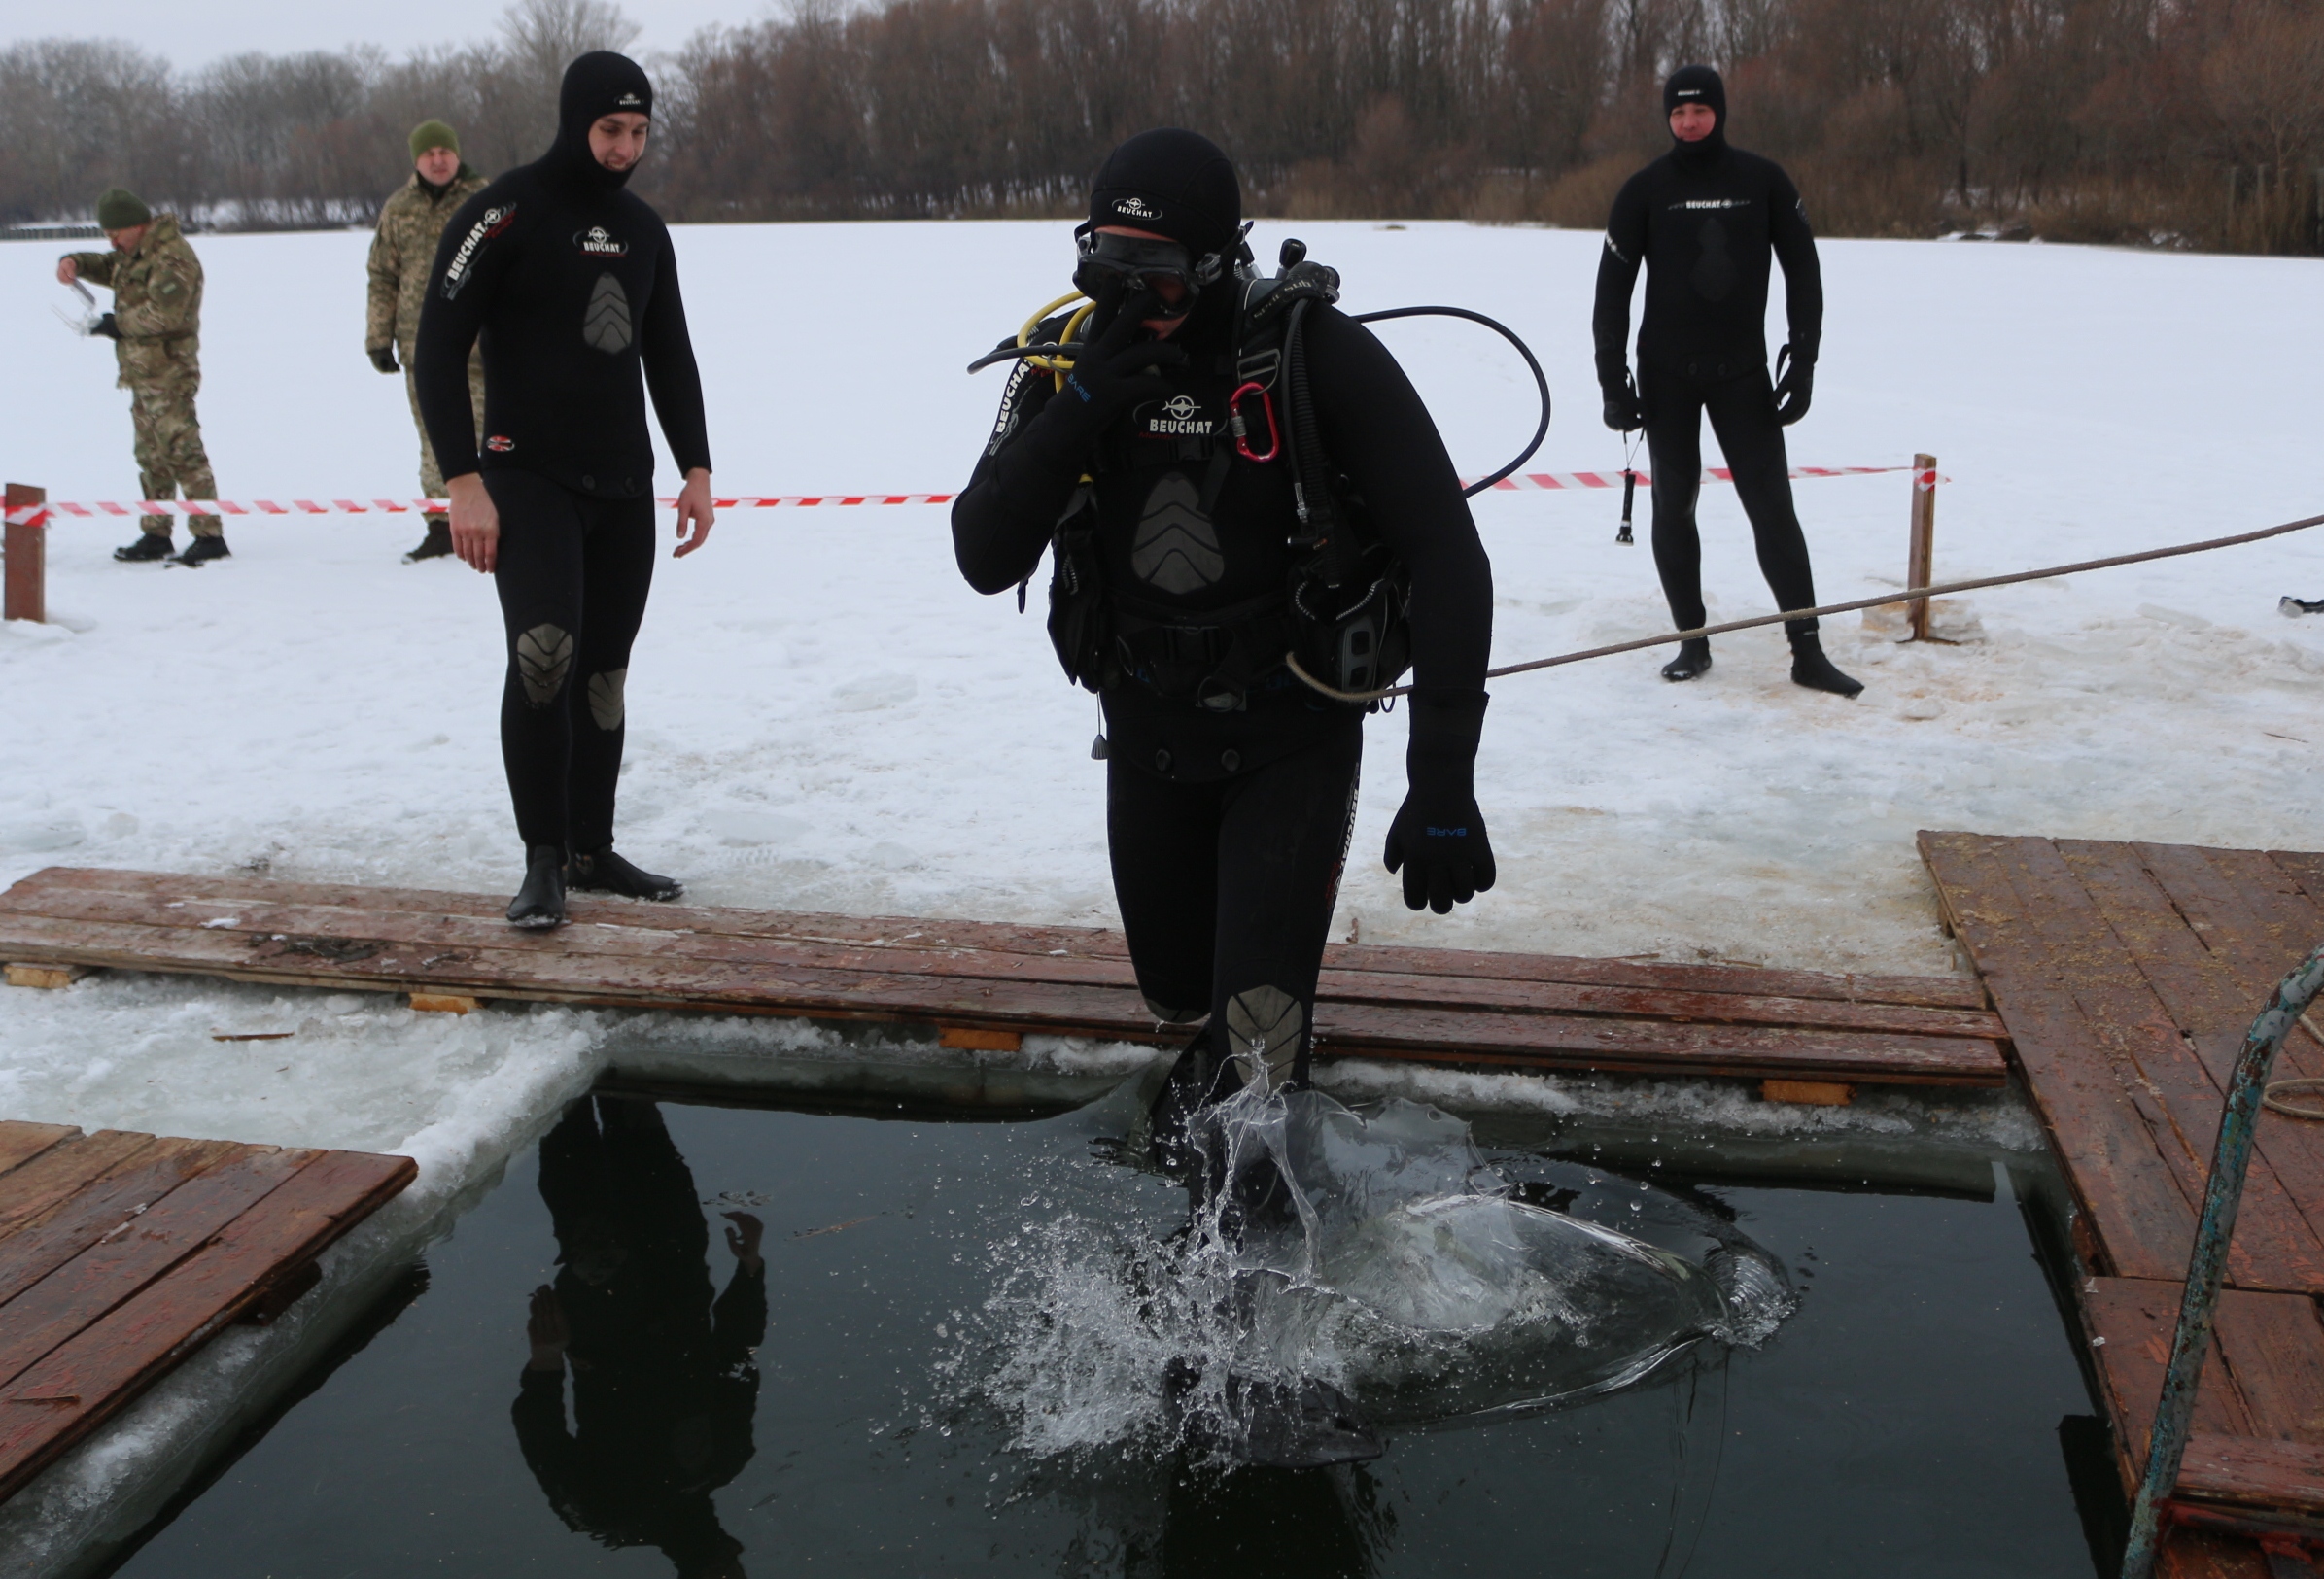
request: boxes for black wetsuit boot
[1789,630,1862,697]
[568,846,682,901]
[1661,638,1712,681]
[508,843,568,927]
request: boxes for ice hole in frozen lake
[109,1064,2108,1579]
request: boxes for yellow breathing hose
[1019,292,1094,390]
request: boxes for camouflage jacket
[67,213,202,390]
[367,167,489,353]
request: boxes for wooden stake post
[4,483,45,624]
[1905,455,1936,641]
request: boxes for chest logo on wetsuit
[486,434,515,453]
[1130,473,1225,595]
[1146,394,1215,437]
[1675,198,1750,210]
[441,203,517,299]
[574,225,629,257]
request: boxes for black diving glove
[91,313,121,341]
[368,345,399,374]
[1025,281,1187,452]
[1383,689,1496,915]
[1601,376,1643,432]
[1774,345,1814,427]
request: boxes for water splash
[966,1081,1794,1467]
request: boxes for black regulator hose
[1349,306,1551,498]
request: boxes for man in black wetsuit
[416,51,715,927]
[953,128,1496,1126]
[1594,65,1860,698]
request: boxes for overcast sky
[0,0,774,70]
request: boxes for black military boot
[566,847,683,902]
[114,532,172,563]
[506,844,569,928]
[403,516,453,563]
[1660,638,1713,681]
[1789,632,1863,698]
[170,534,230,567]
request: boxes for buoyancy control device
[968,235,1550,711]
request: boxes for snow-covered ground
[9,216,2300,1568]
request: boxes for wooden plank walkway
[0,866,2008,1090]
[0,1119,413,1505]
[1922,830,2324,1571]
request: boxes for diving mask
[1072,229,1222,319]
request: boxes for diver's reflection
[512,1094,766,1579]
[1162,1462,1393,1578]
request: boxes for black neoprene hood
[1088,128,1241,260]
[548,51,654,190]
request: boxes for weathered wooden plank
[2158,1528,2273,1579]
[2,865,1989,1010]
[0,1133,166,1244]
[1945,834,2324,1289]
[2086,1276,2262,1483]
[1921,832,2207,1278]
[0,1124,78,1182]
[2212,1291,2324,1445]
[0,881,2004,1039]
[0,1137,246,1309]
[0,1148,415,1502]
[2176,1433,2324,1516]
[0,910,2009,1085]
[2050,841,2324,1288]
[0,1145,316,1390]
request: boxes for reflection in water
[513,1094,766,1579]
[1160,1462,1394,1578]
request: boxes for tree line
[7,0,2324,252]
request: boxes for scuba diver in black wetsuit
[415,51,716,928]
[952,128,1497,1139]
[515,1095,766,1579]
[1594,65,1862,699]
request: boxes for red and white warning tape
[1487,463,1922,492]
[1,466,1925,529]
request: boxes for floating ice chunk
[0,818,86,854]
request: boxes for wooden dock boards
[0,1118,413,1505]
[0,865,2009,1088]
[1922,830,2324,1568]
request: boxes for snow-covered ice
[0,219,2315,1566]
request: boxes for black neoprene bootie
[114,533,172,562]
[403,517,452,562]
[1660,638,1712,681]
[1789,632,1863,698]
[170,535,230,567]
[566,847,683,902]
[506,844,569,928]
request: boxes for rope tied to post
[1286,508,2324,704]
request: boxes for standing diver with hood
[416,51,715,928]
[1595,65,1860,698]
[953,129,1496,1136]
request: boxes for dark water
[112,1086,2106,1578]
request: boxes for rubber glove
[1601,374,1643,432]
[1024,279,1187,452]
[1383,689,1496,914]
[1774,345,1813,427]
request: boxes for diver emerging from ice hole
[1594,65,1862,698]
[514,1094,765,1579]
[951,127,1497,1157]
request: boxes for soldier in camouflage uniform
[57,189,225,566]
[367,120,489,562]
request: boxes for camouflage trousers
[402,344,486,503]
[129,378,218,537]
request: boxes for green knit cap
[93,189,151,231]
[408,120,460,160]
